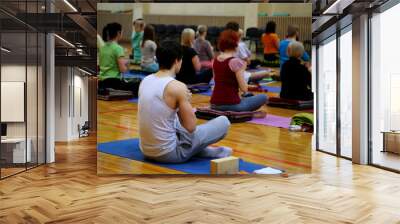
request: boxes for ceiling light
[54,34,75,48]
[78,67,92,76]
[63,0,78,12]
[1,47,11,53]
[323,0,343,15]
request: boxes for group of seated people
[97,19,313,164]
[98,19,312,103]
[261,21,310,67]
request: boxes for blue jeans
[146,116,231,163]
[211,94,268,112]
[141,62,159,73]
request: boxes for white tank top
[138,74,179,157]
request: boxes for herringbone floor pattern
[1,136,400,223]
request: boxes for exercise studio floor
[97,80,312,175]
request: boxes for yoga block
[210,156,239,174]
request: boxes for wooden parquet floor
[98,88,312,174]
[1,136,400,223]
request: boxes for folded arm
[175,82,197,133]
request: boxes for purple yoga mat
[248,114,291,129]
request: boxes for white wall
[144,3,258,30]
[72,73,89,139]
[258,3,311,17]
[75,74,89,123]
[97,3,144,23]
[54,67,89,141]
[98,3,137,13]
[98,3,311,32]
[1,65,26,139]
[1,65,40,138]
[1,64,46,164]
[55,66,68,141]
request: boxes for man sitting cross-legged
[138,40,232,163]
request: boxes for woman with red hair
[210,30,268,112]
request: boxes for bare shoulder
[165,80,187,98]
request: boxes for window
[0,1,47,179]
[370,3,400,171]
[317,35,337,154]
[339,28,352,158]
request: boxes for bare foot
[197,146,232,158]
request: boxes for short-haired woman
[280,41,313,100]
[210,30,268,112]
[194,25,214,64]
[141,24,159,73]
[176,28,213,85]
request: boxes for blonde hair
[238,28,244,39]
[181,28,195,47]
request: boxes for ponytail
[102,24,109,41]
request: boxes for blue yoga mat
[199,88,213,96]
[97,138,266,174]
[122,71,148,80]
[261,85,281,93]
[128,98,138,103]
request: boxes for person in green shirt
[99,23,135,95]
[131,18,145,64]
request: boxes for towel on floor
[290,113,314,132]
[290,113,313,126]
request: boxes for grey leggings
[211,94,268,112]
[147,116,231,163]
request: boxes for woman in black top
[176,28,213,85]
[280,41,313,101]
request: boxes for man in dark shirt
[280,41,313,101]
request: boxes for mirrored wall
[0,1,46,179]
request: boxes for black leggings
[264,54,278,61]
[179,68,213,85]
[194,68,213,84]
